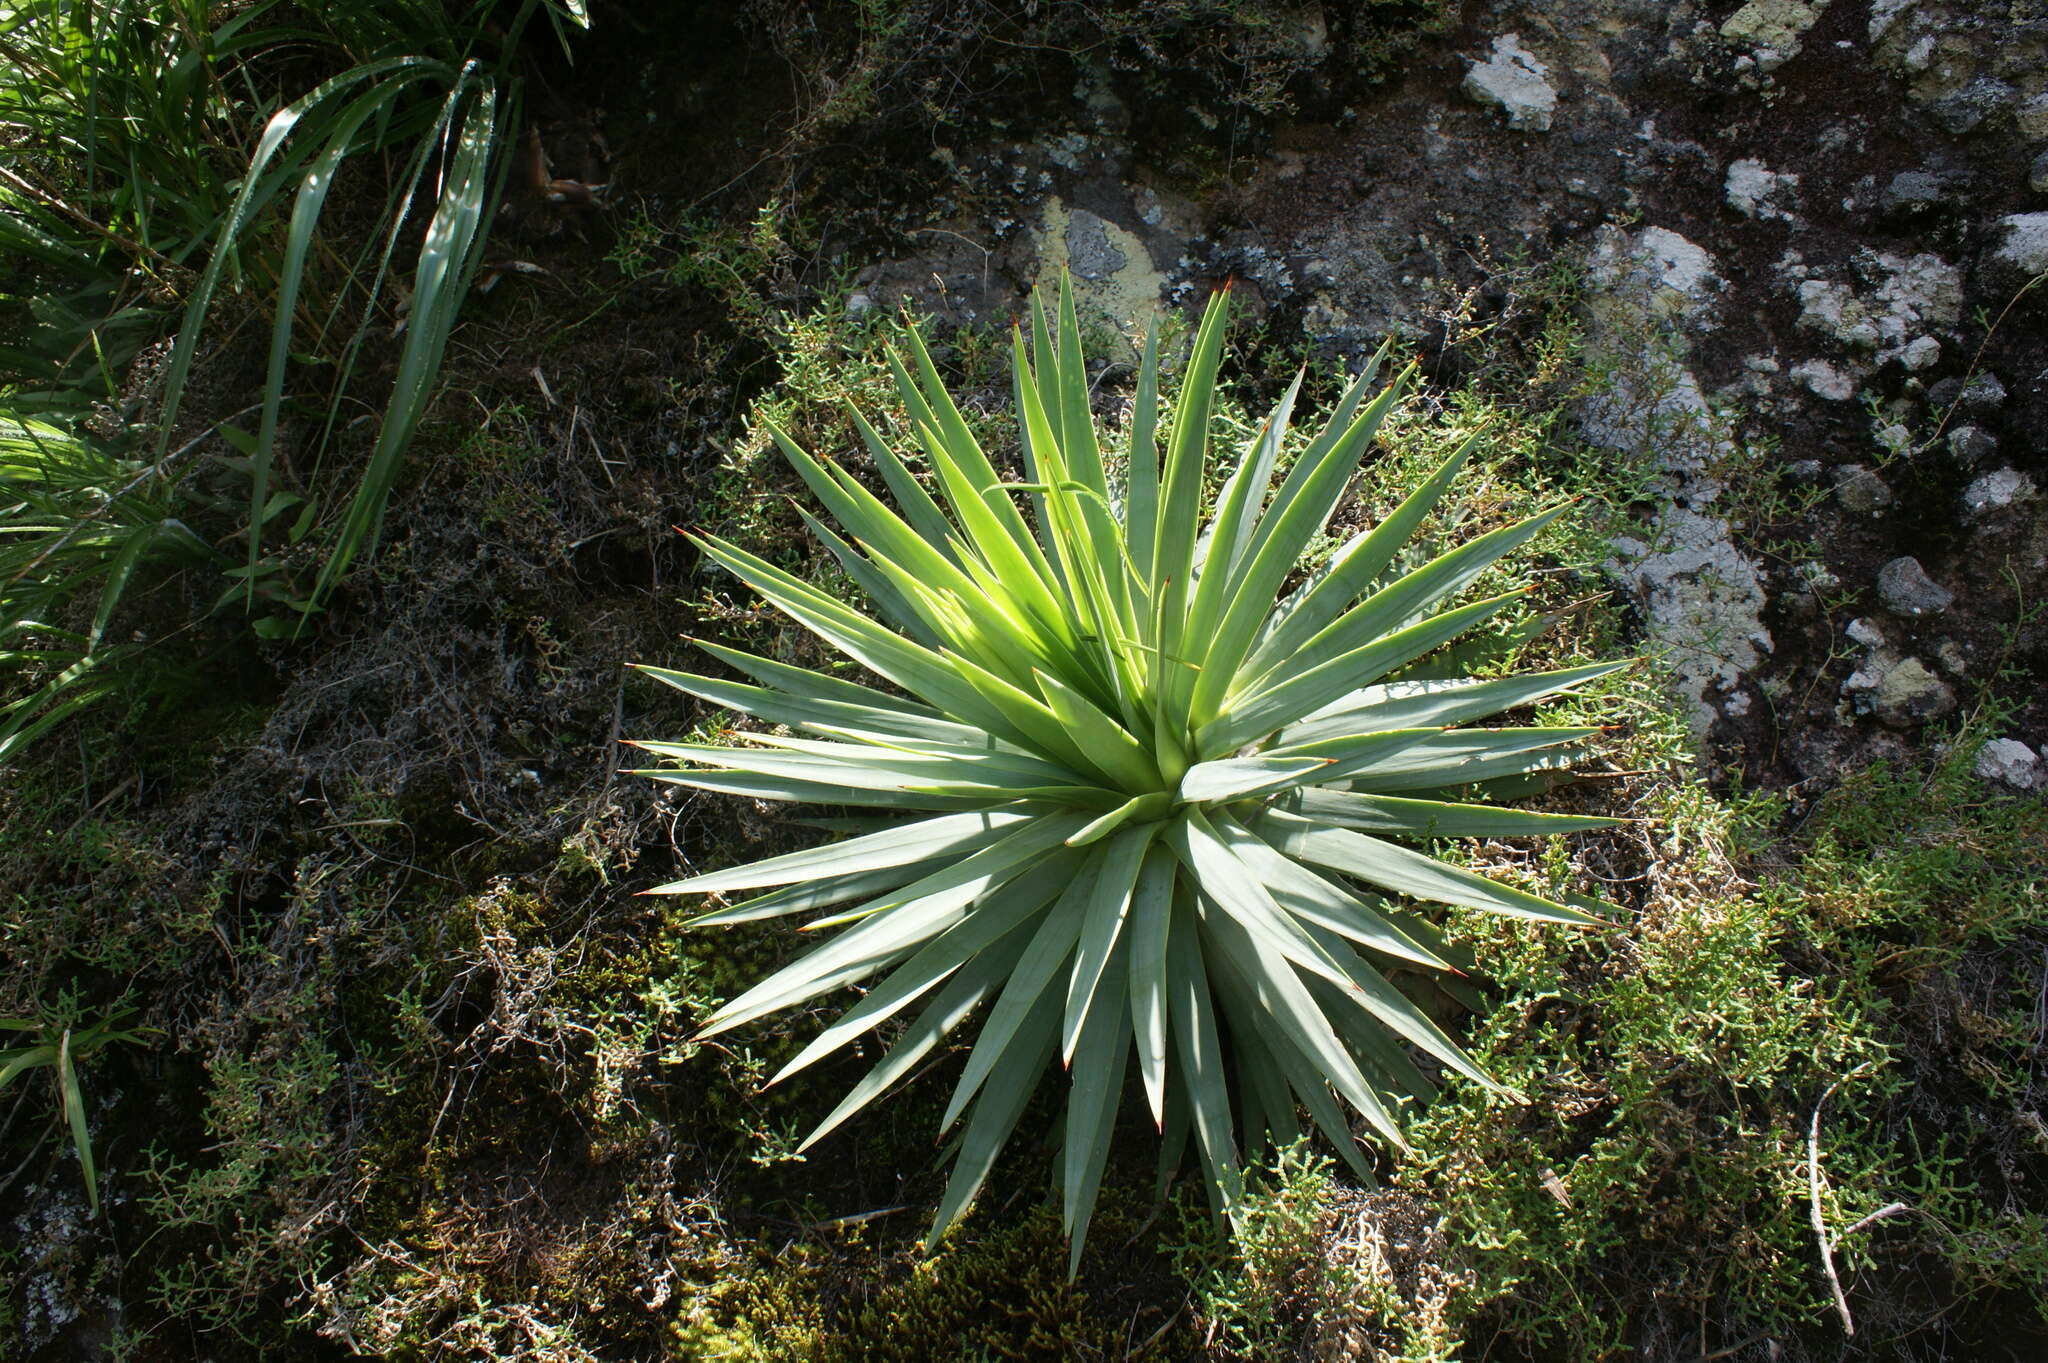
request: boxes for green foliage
[0,991,149,1214]
[140,1029,344,1338]
[1172,1141,1339,1359]
[1172,1139,1470,1362]
[632,275,1626,1266]
[1177,700,2048,1360]
[0,0,590,755]
[0,415,212,759]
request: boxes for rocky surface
[1975,736,2045,789]
[1876,555,1952,616]
[1462,32,1559,130]
[833,0,2048,785]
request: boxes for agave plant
[631,279,1623,1267]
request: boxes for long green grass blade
[1279,660,1629,747]
[1199,590,1530,756]
[310,73,502,615]
[1062,936,1129,1272]
[1252,811,1607,925]
[57,1029,96,1215]
[798,924,1033,1152]
[1062,823,1153,1060]
[1126,843,1177,1126]
[927,986,1061,1246]
[1285,789,1621,838]
[772,864,1073,1084]
[656,809,1036,896]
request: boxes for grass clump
[0,0,591,753]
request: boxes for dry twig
[1807,1063,1910,1336]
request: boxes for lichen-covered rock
[1463,34,1558,132]
[1609,507,1772,740]
[1832,464,1894,514]
[1879,170,1950,220]
[1726,159,1797,220]
[1929,78,2015,135]
[1974,738,2044,791]
[1992,212,2048,278]
[1868,0,1914,43]
[1793,253,1961,352]
[1962,467,2039,519]
[1029,197,1165,350]
[1589,226,1719,322]
[1947,426,1997,464]
[2020,92,2048,141]
[1793,358,1857,400]
[1721,0,1829,72]
[1844,654,1957,728]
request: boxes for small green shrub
[632,277,1626,1265]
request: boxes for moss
[667,1241,829,1361]
[820,1205,1129,1362]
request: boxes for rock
[1580,359,1733,494]
[1992,213,2048,278]
[1876,556,1953,616]
[1797,279,1877,346]
[1030,197,1164,348]
[1608,506,1772,740]
[1893,335,1941,371]
[1793,358,1857,400]
[1833,464,1894,514]
[1961,467,2038,519]
[1463,35,1558,132]
[1934,639,1968,675]
[1579,228,1730,496]
[1879,170,1949,219]
[1946,425,1996,464]
[1957,372,2006,414]
[1062,208,1127,279]
[1795,254,1961,351]
[1846,617,1887,649]
[1874,255,1963,331]
[1974,738,2044,790]
[1844,654,1956,728]
[1726,159,1798,220]
[1930,372,2007,417]
[1869,0,1914,42]
[1630,228,1718,309]
[1721,0,1827,71]
[2033,151,2048,195]
[1930,79,2016,135]
[2022,93,2048,142]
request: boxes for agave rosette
[631,279,1622,1265]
